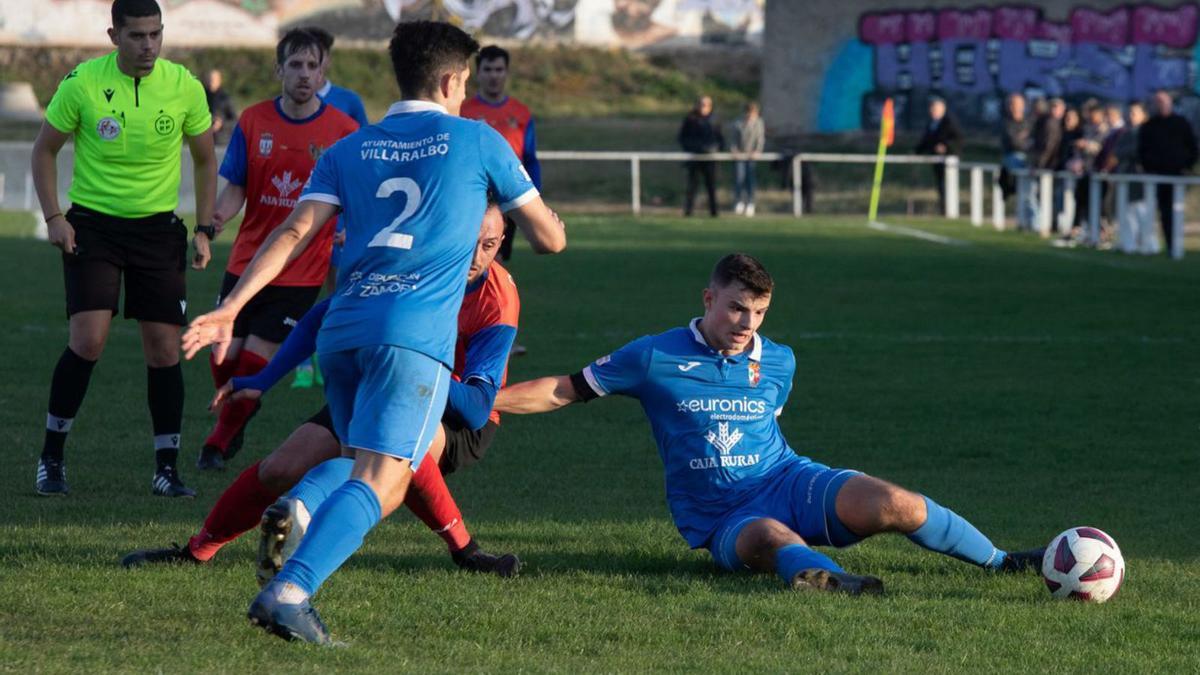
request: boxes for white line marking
[869,220,970,246]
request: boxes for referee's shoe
[152,465,196,498]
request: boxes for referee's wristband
[193,223,217,239]
[44,212,63,223]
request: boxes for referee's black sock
[43,347,97,463]
[148,363,184,471]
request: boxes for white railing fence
[1,142,1188,259]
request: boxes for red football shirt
[454,260,520,426]
[222,99,358,286]
[461,95,532,159]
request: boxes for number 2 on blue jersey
[368,177,421,250]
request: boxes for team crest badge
[259,133,273,156]
[748,362,761,387]
[96,117,121,141]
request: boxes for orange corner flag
[881,98,895,147]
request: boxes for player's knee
[873,482,925,532]
[736,518,804,566]
[68,338,105,362]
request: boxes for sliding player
[125,206,520,576]
[495,254,1044,595]
[182,21,565,644]
[197,29,357,470]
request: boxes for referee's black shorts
[62,204,188,324]
[218,272,321,344]
[305,405,498,475]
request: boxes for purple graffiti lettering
[1132,4,1199,47]
[938,8,993,40]
[857,2,1200,130]
[860,12,907,44]
[993,6,1039,41]
[907,11,937,42]
[1072,7,1130,48]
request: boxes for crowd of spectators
[993,89,1197,254]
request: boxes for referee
[31,0,217,498]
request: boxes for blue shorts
[708,461,862,572]
[319,345,449,469]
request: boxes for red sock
[405,457,472,552]
[209,351,238,388]
[204,350,269,451]
[188,461,282,561]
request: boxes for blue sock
[775,543,844,584]
[287,457,353,514]
[907,496,1005,569]
[275,479,382,596]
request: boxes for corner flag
[867,98,894,223]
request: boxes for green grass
[1,211,1198,672]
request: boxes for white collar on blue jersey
[317,80,333,98]
[689,318,763,361]
[384,100,448,117]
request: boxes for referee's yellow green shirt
[45,51,211,219]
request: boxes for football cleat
[35,457,69,496]
[452,547,522,578]
[789,569,885,596]
[224,401,263,461]
[152,466,196,498]
[999,547,1046,574]
[290,366,315,389]
[121,543,201,568]
[196,444,226,471]
[247,584,331,645]
[256,498,311,588]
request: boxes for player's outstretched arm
[494,375,580,414]
[183,200,337,362]
[507,197,566,254]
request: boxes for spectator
[1138,90,1199,254]
[1095,102,1128,238]
[678,95,724,217]
[1068,99,1109,240]
[730,101,765,217]
[205,68,237,146]
[1000,92,1036,228]
[914,96,963,213]
[1055,107,1084,231]
[1031,98,1064,230]
[1113,102,1156,253]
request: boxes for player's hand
[211,211,228,236]
[191,233,212,270]
[209,379,262,412]
[47,215,76,254]
[182,307,237,362]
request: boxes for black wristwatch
[194,223,217,239]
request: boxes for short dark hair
[477,45,510,68]
[112,0,160,29]
[711,253,774,296]
[389,21,479,100]
[276,28,325,66]
[302,25,335,53]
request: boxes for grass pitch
[0,212,1197,672]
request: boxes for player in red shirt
[197,29,358,471]
[461,45,542,264]
[122,206,523,577]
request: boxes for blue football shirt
[578,319,809,547]
[300,100,538,365]
[318,80,370,127]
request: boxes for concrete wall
[764,0,1200,143]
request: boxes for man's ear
[108,27,119,47]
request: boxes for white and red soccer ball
[1041,527,1125,603]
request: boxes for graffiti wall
[815,2,1200,132]
[0,0,762,46]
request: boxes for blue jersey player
[496,254,1043,595]
[182,21,566,644]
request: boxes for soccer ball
[1041,527,1125,603]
